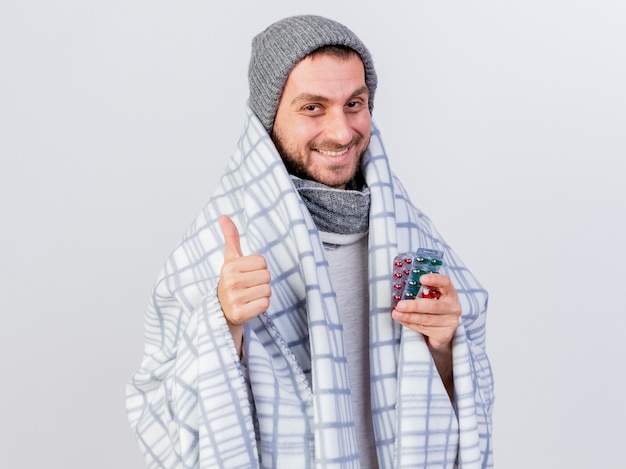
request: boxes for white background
[1,1,624,467]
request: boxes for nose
[324,109,353,145]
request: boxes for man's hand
[392,273,461,348]
[217,215,272,357]
[392,273,461,402]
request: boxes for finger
[233,283,272,307]
[418,273,450,288]
[393,309,459,328]
[219,215,243,261]
[395,297,461,317]
[222,269,271,292]
[228,297,272,325]
[418,274,456,298]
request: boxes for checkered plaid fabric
[126,105,494,468]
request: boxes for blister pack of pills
[392,247,444,308]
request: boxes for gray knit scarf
[291,176,371,245]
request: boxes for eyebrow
[290,85,369,106]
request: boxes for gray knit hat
[248,15,377,133]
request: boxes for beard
[271,129,369,189]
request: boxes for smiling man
[127,15,494,469]
[272,49,371,189]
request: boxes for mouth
[316,147,350,157]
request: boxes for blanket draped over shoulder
[126,106,494,468]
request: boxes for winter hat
[248,15,377,133]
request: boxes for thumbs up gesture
[218,215,272,355]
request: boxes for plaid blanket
[126,105,494,468]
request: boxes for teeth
[318,148,349,156]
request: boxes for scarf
[126,105,494,468]
[292,176,370,246]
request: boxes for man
[126,15,494,469]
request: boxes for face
[272,53,371,189]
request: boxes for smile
[317,147,350,157]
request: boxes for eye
[303,104,321,112]
[346,98,367,111]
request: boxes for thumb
[219,215,243,261]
